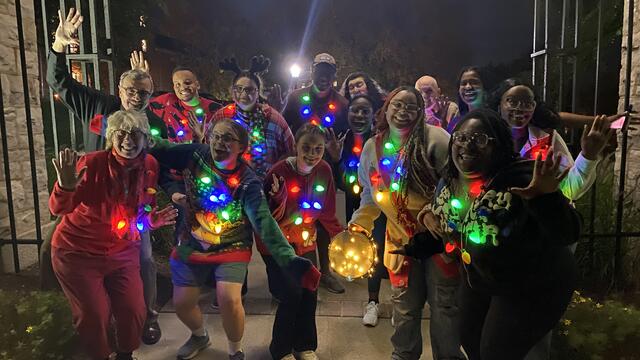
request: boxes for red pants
[51,245,146,359]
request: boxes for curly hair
[339,72,387,112]
[444,108,519,182]
[105,110,151,150]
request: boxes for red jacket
[149,93,222,143]
[49,150,159,256]
[256,158,344,256]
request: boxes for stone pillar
[0,0,50,272]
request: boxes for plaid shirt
[212,103,295,179]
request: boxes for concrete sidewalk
[136,246,433,359]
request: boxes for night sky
[147,0,534,95]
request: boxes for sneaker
[177,331,211,359]
[280,355,296,360]
[210,296,219,310]
[229,351,245,360]
[362,301,379,327]
[115,353,135,360]
[320,272,345,294]
[297,350,319,360]
[141,311,161,345]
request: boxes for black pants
[263,251,318,359]
[367,214,389,296]
[459,248,576,360]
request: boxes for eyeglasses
[503,97,535,111]
[114,129,145,142]
[232,85,257,95]
[210,132,240,144]
[122,87,151,99]
[452,132,495,147]
[389,101,421,112]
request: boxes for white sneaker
[280,355,296,360]
[297,350,319,360]
[362,301,379,327]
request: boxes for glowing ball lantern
[329,230,378,281]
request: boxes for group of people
[42,8,619,360]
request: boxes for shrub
[0,290,77,360]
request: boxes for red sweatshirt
[256,158,344,256]
[49,150,159,256]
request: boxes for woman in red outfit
[49,110,177,360]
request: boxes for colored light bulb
[150,128,160,136]
[313,202,322,210]
[328,103,336,110]
[396,166,403,175]
[352,146,361,154]
[146,187,157,195]
[462,250,471,264]
[252,130,260,137]
[304,217,313,224]
[381,158,391,166]
[177,130,185,136]
[451,198,463,209]
[348,160,357,168]
[229,177,239,186]
[376,192,384,202]
[315,185,325,192]
[214,224,222,234]
[324,115,333,124]
[144,204,152,212]
[117,220,127,230]
[302,202,311,209]
[391,182,400,191]
[302,230,310,240]
[302,95,311,102]
[290,185,301,193]
[353,184,360,194]
[221,211,230,220]
[218,194,227,202]
[294,217,303,225]
[348,175,356,184]
[445,242,456,253]
[195,107,204,116]
[384,142,394,150]
[209,195,219,202]
[469,231,484,244]
[201,176,212,184]
[136,222,144,231]
[301,107,311,116]
[254,146,263,153]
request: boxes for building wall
[0,0,50,272]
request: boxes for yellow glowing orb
[329,230,377,281]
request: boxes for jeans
[391,256,464,360]
[263,251,318,359]
[139,230,157,315]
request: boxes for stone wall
[0,0,50,272]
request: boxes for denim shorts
[170,258,248,287]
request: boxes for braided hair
[376,86,438,198]
[219,55,271,96]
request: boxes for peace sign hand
[510,150,569,200]
[52,8,83,53]
[326,128,349,162]
[130,50,149,73]
[268,173,286,197]
[52,148,87,191]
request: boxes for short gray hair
[118,69,154,92]
[105,110,152,149]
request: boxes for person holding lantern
[348,86,464,360]
[48,110,178,360]
[325,94,389,327]
[150,119,321,360]
[258,123,344,360]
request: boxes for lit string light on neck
[222,103,267,175]
[344,133,364,194]
[299,93,337,129]
[159,98,206,142]
[286,175,327,243]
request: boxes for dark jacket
[282,86,349,135]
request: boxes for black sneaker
[177,331,211,359]
[141,311,162,345]
[320,272,345,294]
[229,351,245,360]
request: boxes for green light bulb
[391,182,400,191]
[201,176,211,184]
[451,198,463,209]
[195,108,204,116]
[315,185,325,192]
[348,175,356,184]
[384,142,394,150]
[468,231,484,244]
[221,211,230,220]
[252,130,260,137]
[294,217,303,225]
[150,128,160,136]
[302,95,310,102]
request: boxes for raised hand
[510,150,570,200]
[326,128,349,162]
[581,115,614,160]
[148,204,178,229]
[266,83,288,112]
[130,50,149,73]
[268,173,286,197]
[187,111,204,143]
[52,148,86,191]
[52,8,83,53]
